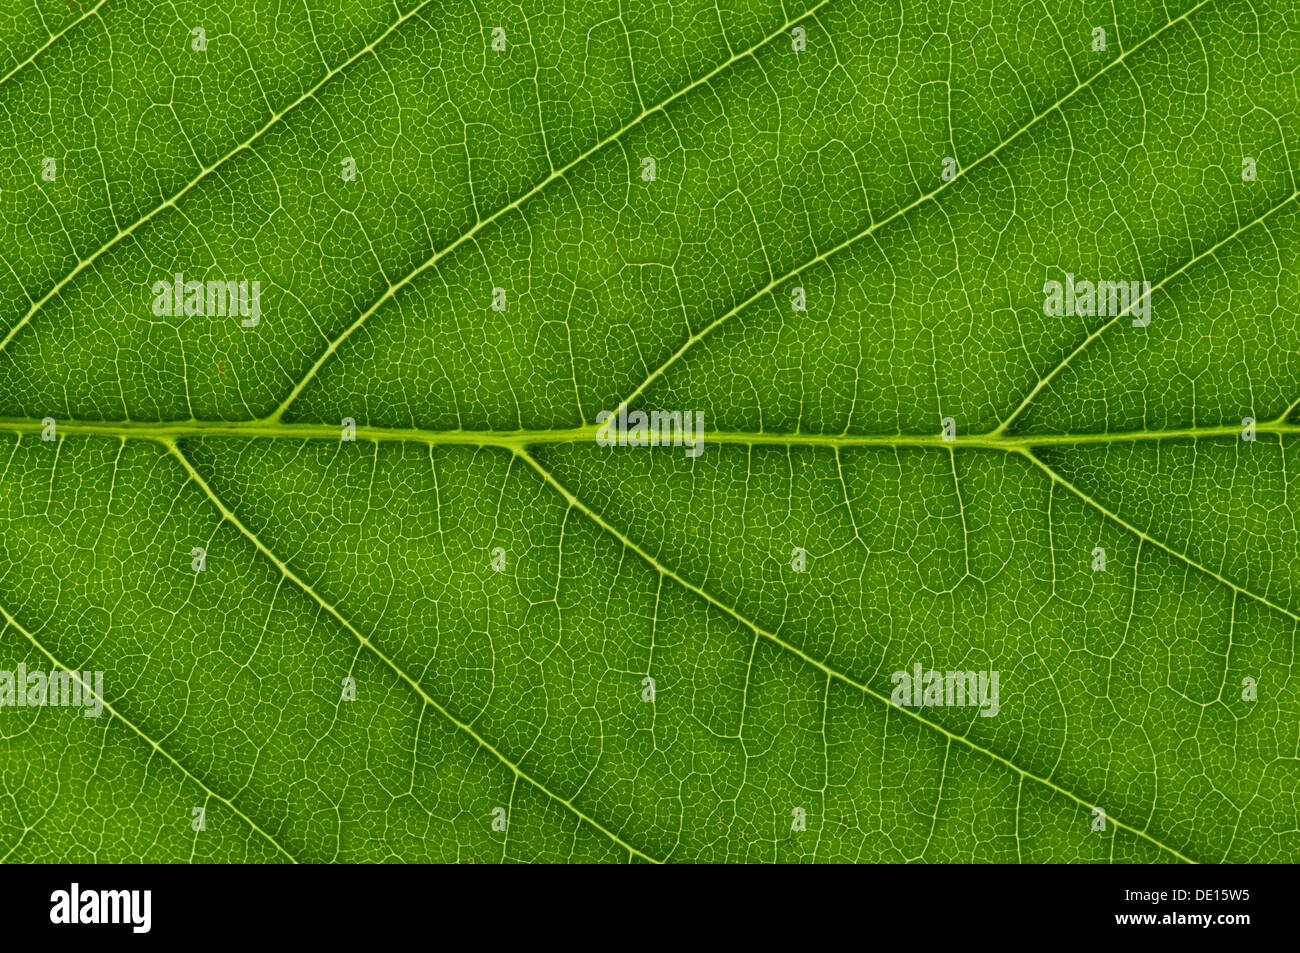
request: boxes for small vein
[0,0,110,88]
[267,0,837,421]
[0,0,447,356]
[611,0,1218,416]
[0,600,298,863]
[515,447,1197,864]
[161,438,659,863]
[1019,447,1300,625]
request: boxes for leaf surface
[0,0,1296,863]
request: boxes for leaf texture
[0,0,1297,863]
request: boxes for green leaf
[0,0,1296,863]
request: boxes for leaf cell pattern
[0,0,1297,863]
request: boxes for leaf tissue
[0,0,1296,864]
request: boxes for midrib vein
[0,417,1293,448]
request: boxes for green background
[0,0,1296,862]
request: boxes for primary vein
[0,416,1292,449]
